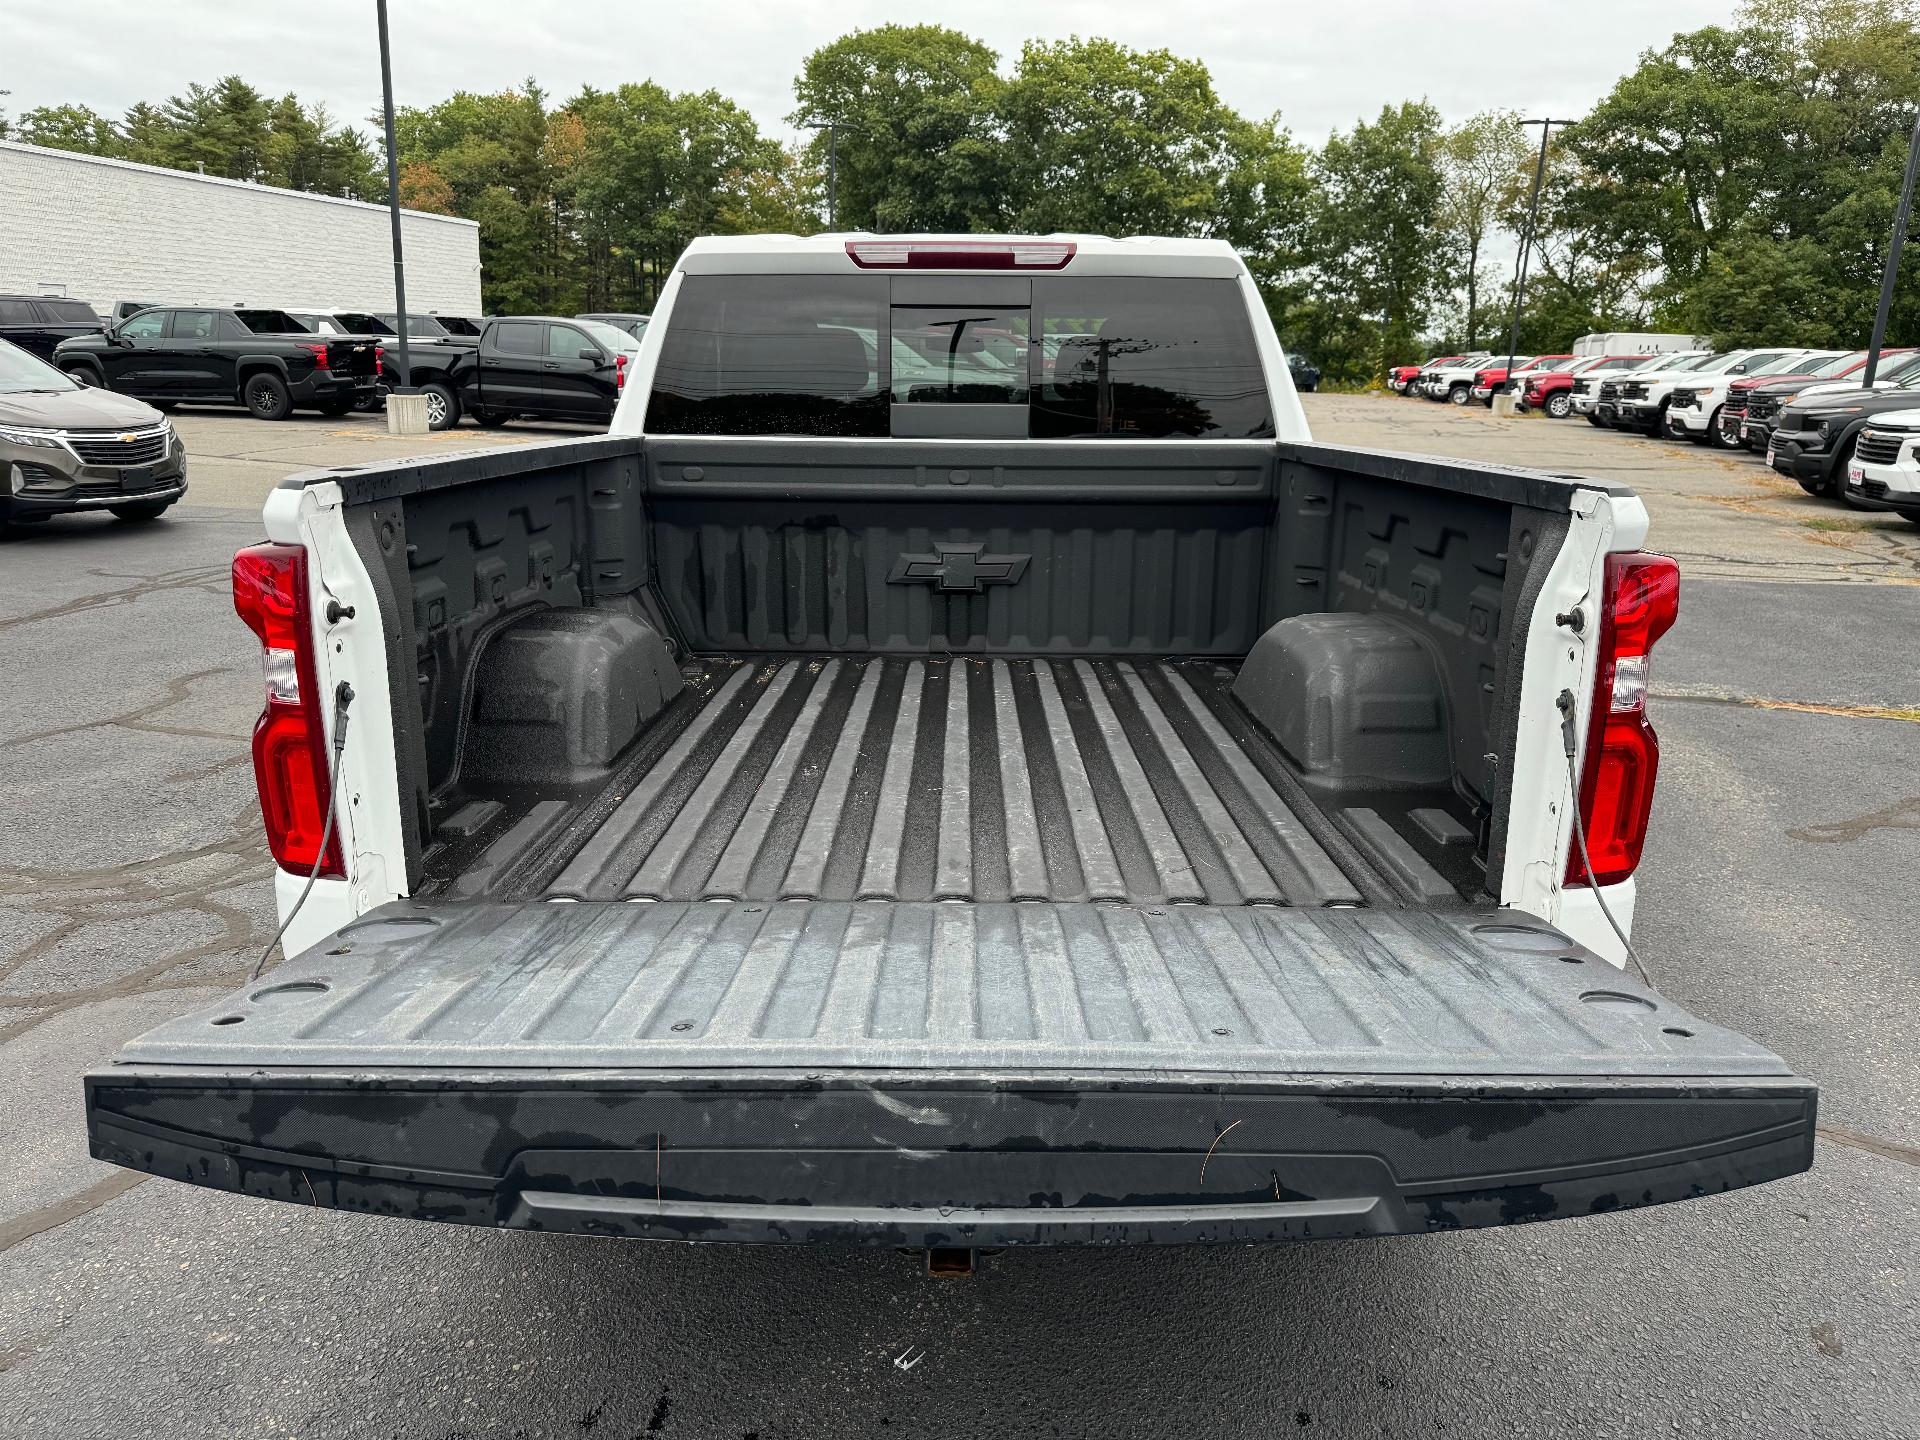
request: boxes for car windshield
[377,313,445,337]
[1807,350,1871,377]
[0,337,78,394]
[1768,352,1847,377]
[40,300,100,324]
[577,318,639,353]
[1743,353,1816,377]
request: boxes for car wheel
[1546,393,1572,419]
[1448,384,1471,406]
[1834,438,1872,509]
[64,365,102,388]
[472,409,511,428]
[1706,408,1742,449]
[317,397,355,417]
[1585,412,1605,427]
[109,501,173,522]
[244,372,292,421]
[422,382,460,431]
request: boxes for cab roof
[676,233,1248,278]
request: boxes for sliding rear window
[645,273,1271,438]
[646,275,888,437]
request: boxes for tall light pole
[801,119,861,230]
[376,0,413,392]
[1503,118,1574,392]
[1864,112,1920,387]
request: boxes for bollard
[1490,394,1520,418]
[386,392,431,436]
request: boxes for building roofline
[0,139,479,229]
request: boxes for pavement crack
[0,565,227,635]
[0,1170,147,1254]
[1817,1124,1920,1168]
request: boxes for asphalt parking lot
[2,398,1916,1439]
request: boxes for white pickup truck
[1418,353,1501,403]
[1605,349,1805,434]
[85,235,1813,1250]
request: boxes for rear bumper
[87,1067,1817,1245]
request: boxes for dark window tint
[120,311,168,340]
[890,306,1029,404]
[647,275,887,437]
[1031,278,1272,438]
[439,316,483,336]
[0,299,33,325]
[494,321,541,356]
[232,309,302,334]
[174,310,219,340]
[38,300,99,324]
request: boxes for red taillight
[844,239,1076,270]
[300,341,331,372]
[615,352,627,391]
[1567,552,1680,887]
[233,543,343,877]
[375,345,384,377]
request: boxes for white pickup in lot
[82,233,1814,1250]
[1844,410,1920,521]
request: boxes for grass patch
[1801,516,1904,532]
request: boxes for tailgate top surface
[118,900,1789,1079]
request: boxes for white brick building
[0,140,481,316]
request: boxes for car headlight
[0,426,65,449]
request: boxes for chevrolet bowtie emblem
[118,433,135,442]
[888,543,1030,593]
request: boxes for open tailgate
[86,901,1815,1245]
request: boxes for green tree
[1000,38,1257,238]
[1439,111,1529,346]
[1309,101,1450,379]
[791,24,1004,231]
[11,103,123,155]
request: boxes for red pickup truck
[1521,355,1650,420]
[1472,355,1574,407]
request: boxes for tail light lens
[233,543,343,877]
[615,352,628,391]
[845,239,1076,270]
[375,345,384,377]
[1567,552,1680,887]
[300,341,331,371]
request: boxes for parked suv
[0,336,186,535]
[1844,410,1920,521]
[0,295,105,363]
[1768,377,1920,497]
[54,306,379,419]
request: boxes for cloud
[8,0,1740,146]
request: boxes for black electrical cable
[251,681,354,983]
[1557,688,1655,986]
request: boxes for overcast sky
[7,0,1740,147]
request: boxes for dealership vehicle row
[1390,335,1920,527]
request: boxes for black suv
[0,295,106,363]
[54,307,379,419]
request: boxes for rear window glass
[891,306,1029,405]
[233,309,303,334]
[647,275,888,437]
[1031,278,1272,438]
[39,300,99,324]
[646,273,1271,438]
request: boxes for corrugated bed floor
[457,657,1385,907]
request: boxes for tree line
[4,0,1916,383]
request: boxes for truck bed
[425,655,1474,909]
